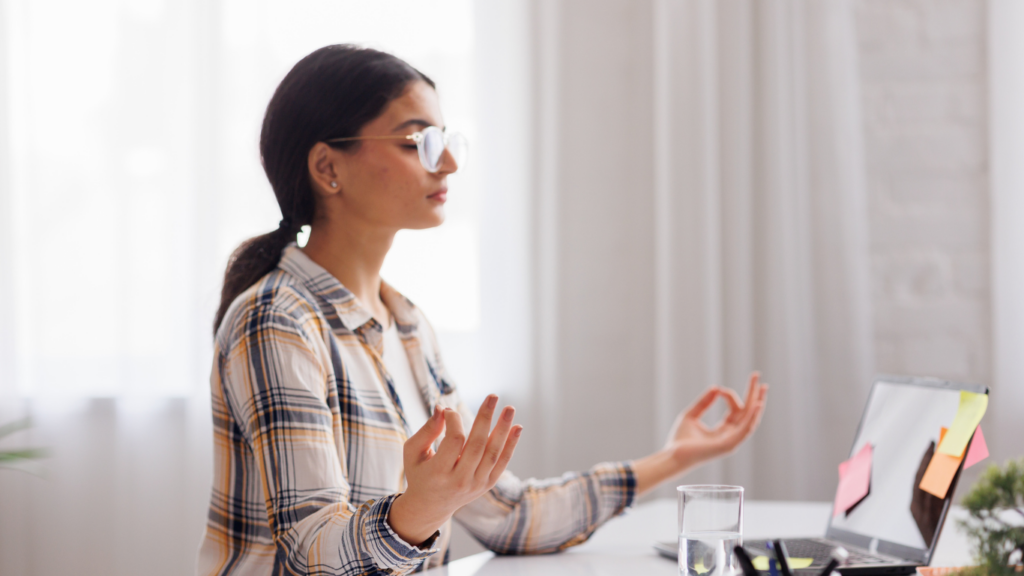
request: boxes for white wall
[988,0,1024,466]
[854,0,995,490]
[856,0,991,386]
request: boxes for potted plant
[956,458,1024,576]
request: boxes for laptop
[654,375,989,575]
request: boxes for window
[0,0,480,396]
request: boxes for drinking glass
[678,485,744,576]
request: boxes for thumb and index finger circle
[684,386,721,419]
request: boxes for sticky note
[963,425,989,470]
[937,391,988,458]
[753,556,814,570]
[833,443,872,517]
[788,558,814,570]
[920,427,962,499]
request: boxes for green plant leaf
[0,448,48,462]
[958,457,1024,575]
[0,458,47,477]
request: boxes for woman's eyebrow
[392,118,444,132]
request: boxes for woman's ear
[307,142,344,197]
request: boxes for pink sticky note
[963,426,989,470]
[834,443,872,517]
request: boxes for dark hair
[213,45,434,335]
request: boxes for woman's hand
[633,372,769,494]
[387,395,523,547]
[665,372,768,466]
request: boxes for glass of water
[678,485,744,576]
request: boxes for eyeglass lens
[422,129,445,171]
[419,128,468,173]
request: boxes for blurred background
[1,0,1023,573]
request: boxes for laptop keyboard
[744,538,896,567]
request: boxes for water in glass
[678,530,741,576]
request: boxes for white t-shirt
[382,319,431,433]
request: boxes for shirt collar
[380,281,420,334]
[278,243,420,334]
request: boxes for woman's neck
[301,219,395,327]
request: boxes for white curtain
[0,398,213,574]
[0,0,488,572]
[525,0,873,501]
[0,1,224,571]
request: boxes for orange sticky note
[920,427,963,499]
[963,426,989,470]
[834,443,872,517]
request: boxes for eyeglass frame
[325,125,465,174]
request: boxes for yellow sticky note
[937,391,988,458]
[753,556,814,571]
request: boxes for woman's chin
[405,210,446,230]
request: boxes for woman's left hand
[664,372,768,468]
[632,372,768,494]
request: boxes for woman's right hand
[387,395,523,547]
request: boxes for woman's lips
[428,188,448,203]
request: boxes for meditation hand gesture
[388,395,522,547]
[634,372,769,493]
[666,372,768,467]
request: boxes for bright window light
[2,0,479,396]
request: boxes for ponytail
[213,225,295,335]
[211,45,433,336]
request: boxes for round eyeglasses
[326,126,468,174]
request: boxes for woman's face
[316,80,457,232]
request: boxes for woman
[197,45,768,576]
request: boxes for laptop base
[654,538,921,576]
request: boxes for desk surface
[426,499,973,576]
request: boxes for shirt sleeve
[452,451,637,554]
[412,308,637,555]
[218,302,438,575]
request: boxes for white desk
[426,499,973,576]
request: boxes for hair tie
[279,218,292,231]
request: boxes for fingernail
[503,407,515,421]
[488,395,498,408]
[513,426,523,437]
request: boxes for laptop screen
[825,376,987,563]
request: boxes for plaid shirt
[197,244,637,576]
